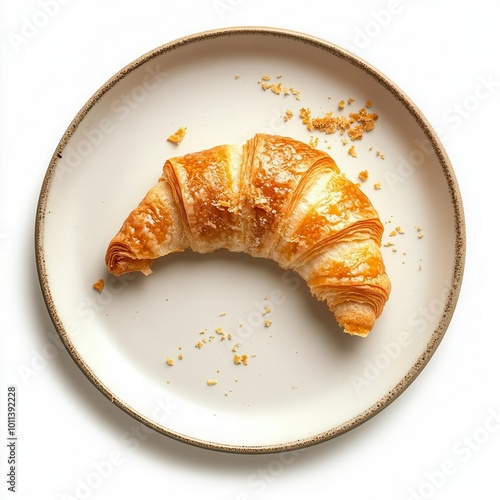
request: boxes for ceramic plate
[36,27,465,453]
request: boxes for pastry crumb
[206,379,218,386]
[92,278,105,292]
[299,106,378,141]
[264,320,272,327]
[166,357,174,366]
[234,354,248,365]
[167,127,187,144]
[358,170,369,181]
[348,145,357,158]
[283,109,294,122]
[373,181,382,190]
[262,306,272,315]
[259,75,301,100]
[309,136,319,149]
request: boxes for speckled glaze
[36,27,465,454]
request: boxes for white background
[1,0,499,499]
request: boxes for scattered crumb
[358,170,369,181]
[219,312,227,317]
[234,354,248,366]
[348,145,357,158]
[178,353,183,361]
[261,82,280,95]
[376,150,385,160]
[366,100,372,108]
[299,106,378,141]
[92,279,105,292]
[270,83,282,95]
[373,182,382,190]
[167,127,187,144]
[288,86,301,100]
[348,97,355,105]
[195,341,203,349]
[166,357,174,366]
[283,109,294,122]
[338,100,345,110]
[309,136,319,149]
[264,320,272,328]
[259,75,301,100]
[206,379,218,386]
[235,74,240,79]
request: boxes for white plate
[36,27,465,453]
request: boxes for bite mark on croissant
[105,134,391,337]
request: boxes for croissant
[105,133,390,336]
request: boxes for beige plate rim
[35,26,466,454]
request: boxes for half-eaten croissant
[105,133,391,336]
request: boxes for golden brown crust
[105,177,189,275]
[105,133,391,336]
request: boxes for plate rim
[34,25,466,454]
